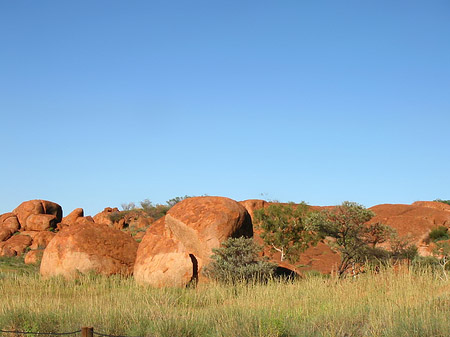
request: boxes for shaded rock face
[134,196,253,287]
[40,222,139,278]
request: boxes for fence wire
[0,330,81,336]
[93,332,144,337]
[0,330,145,337]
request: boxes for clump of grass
[428,226,450,242]
[0,266,450,336]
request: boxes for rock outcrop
[93,207,118,226]
[239,199,267,220]
[134,196,253,287]
[0,213,20,242]
[61,208,84,225]
[0,234,33,256]
[369,202,450,256]
[134,219,194,287]
[40,222,138,278]
[13,200,62,230]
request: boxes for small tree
[432,241,450,281]
[203,237,276,284]
[364,222,395,248]
[389,233,418,264]
[317,201,392,277]
[253,202,321,263]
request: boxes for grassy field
[1,258,450,337]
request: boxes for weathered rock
[412,201,450,212]
[30,231,56,250]
[61,208,84,225]
[0,213,20,241]
[134,196,253,287]
[165,196,252,262]
[13,200,62,230]
[40,222,138,278]
[134,221,194,287]
[0,234,33,256]
[239,199,267,221]
[133,231,146,241]
[24,250,44,265]
[23,214,58,231]
[20,231,40,240]
[369,203,450,240]
[93,207,118,226]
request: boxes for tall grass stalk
[1,266,449,337]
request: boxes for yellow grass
[1,264,450,337]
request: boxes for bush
[434,199,450,206]
[428,226,450,242]
[203,237,276,284]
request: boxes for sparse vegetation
[428,226,450,242]
[203,237,276,284]
[110,196,192,223]
[314,201,394,277]
[434,199,450,205]
[253,202,321,263]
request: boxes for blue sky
[1,1,449,216]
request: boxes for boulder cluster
[1,197,450,286]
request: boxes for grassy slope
[1,258,450,337]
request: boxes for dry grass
[0,260,450,337]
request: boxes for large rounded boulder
[134,219,194,287]
[134,196,253,287]
[40,222,138,278]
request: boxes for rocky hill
[1,197,449,285]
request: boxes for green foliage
[203,237,276,284]
[166,195,191,208]
[432,241,450,280]
[389,233,418,262]
[110,196,192,223]
[140,196,191,220]
[434,199,450,205]
[316,201,393,277]
[109,211,129,223]
[253,202,321,263]
[428,226,450,242]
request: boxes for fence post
[81,327,94,337]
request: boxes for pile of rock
[2,197,450,287]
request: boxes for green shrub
[428,226,450,242]
[434,199,450,205]
[203,237,276,284]
[109,211,127,223]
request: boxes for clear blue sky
[1,1,449,216]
